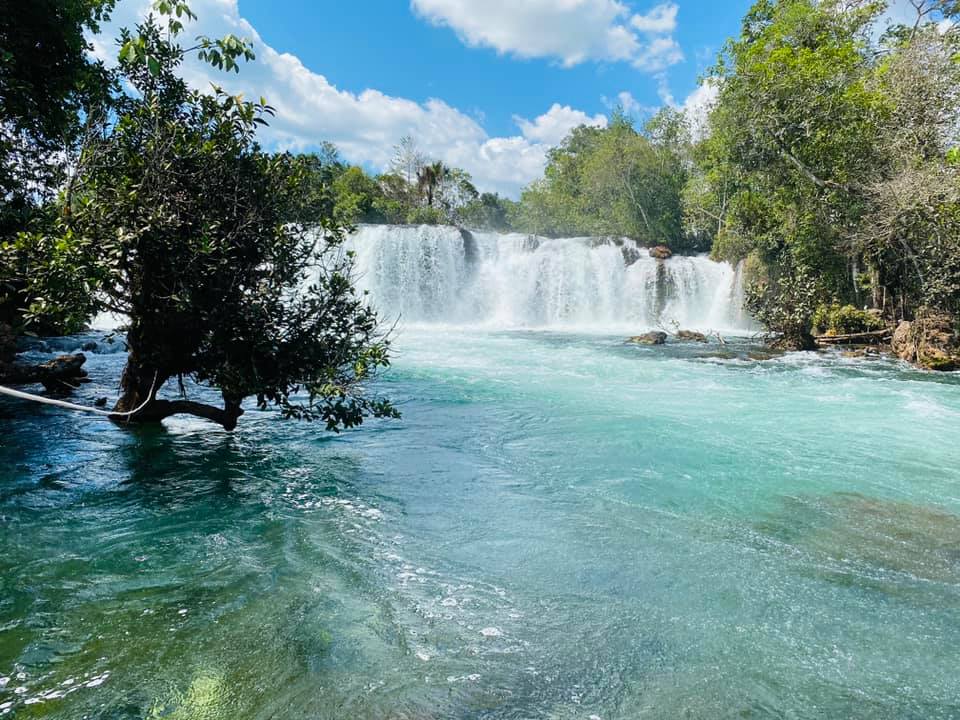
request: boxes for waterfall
[345,225,753,331]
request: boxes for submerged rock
[757,493,960,590]
[747,350,785,362]
[649,245,672,260]
[628,331,668,346]
[892,312,960,371]
[841,347,882,359]
[676,330,709,343]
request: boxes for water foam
[344,225,754,332]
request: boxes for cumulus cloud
[410,0,683,71]
[653,75,719,139]
[93,0,611,197]
[680,79,719,140]
[515,104,608,145]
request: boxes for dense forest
[1,0,959,426]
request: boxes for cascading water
[346,224,754,331]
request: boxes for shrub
[811,303,885,336]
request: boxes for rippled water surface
[2,330,960,719]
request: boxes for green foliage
[811,303,884,336]
[745,263,822,348]
[511,111,698,249]
[695,0,960,336]
[0,0,116,332]
[460,193,518,232]
[38,13,396,430]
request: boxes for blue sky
[94,0,914,196]
[237,0,752,140]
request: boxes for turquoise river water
[2,325,960,719]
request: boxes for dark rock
[628,331,668,346]
[0,323,15,364]
[81,341,98,352]
[0,353,88,390]
[649,245,673,260]
[676,330,709,343]
[620,245,641,266]
[94,397,108,408]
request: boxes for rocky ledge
[892,312,960,371]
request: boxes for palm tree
[417,161,448,207]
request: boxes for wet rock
[841,347,881,359]
[747,350,785,362]
[676,330,709,343]
[620,245,641,266]
[628,331,668,346]
[892,312,960,371]
[649,245,672,260]
[82,340,98,352]
[94,397,109,408]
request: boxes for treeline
[301,138,517,232]
[691,0,960,347]
[316,108,703,252]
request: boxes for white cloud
[681,79,719,140]
[515,104,608,145]
[410,0,684,71]
[631,3,678,33]
[614,90,644,115]
[655,76,719,140]
[93,0,610,197]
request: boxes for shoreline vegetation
[2,0,960,430]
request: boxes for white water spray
[346,225,753,332]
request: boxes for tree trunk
[112,353,244,430]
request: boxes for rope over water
[0,372,159,418]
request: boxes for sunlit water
[3,326,960,719]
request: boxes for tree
[512,112,692,247]
[0,0,116,333]
[35,11,397,431]
[700,0,891,338]
[417,161,449,208]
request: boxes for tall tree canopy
[25,7,397,431]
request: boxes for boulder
[649,245,672,260]
[893,312,960,371]
[676,330,709,343]
[892,321,915,363]
[0,353,88,391]
[628,331,668,346]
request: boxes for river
[2,227,959,718]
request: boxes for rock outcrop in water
[676,330,709,343]
[628,331,668,345]
[893,312,960,371]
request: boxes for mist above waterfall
[345,225,753,332]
